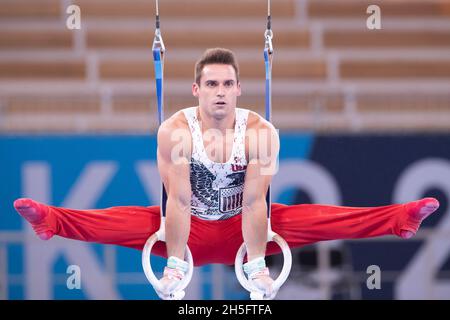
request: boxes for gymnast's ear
[192,82,200,97]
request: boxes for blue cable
[264,47,273,219]
[152,45,167,217]
[264,48,272,122]
[153,48,164,125]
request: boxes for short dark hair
[194,48,240,85]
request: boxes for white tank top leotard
[182,107,250,221]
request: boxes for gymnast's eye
[205,81,217,87]
[224,80,234,87]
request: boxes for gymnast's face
[192,64,241,121]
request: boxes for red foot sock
[400,197,440,239]
[13,198,55,240]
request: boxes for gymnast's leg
[13,198,167,256]
[13,198,243,267]
[265,197,440,255]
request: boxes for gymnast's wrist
[243,256,270,279]
[166,255,189,273]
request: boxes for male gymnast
[13,48,440,298]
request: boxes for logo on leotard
[231,164,247,172]
[190,159,246,219]
[219,185,244,214]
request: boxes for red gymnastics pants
[34,201,422,266]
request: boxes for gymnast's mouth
[214,101,226,106]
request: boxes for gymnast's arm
[157,118,192,260]
[242,119,280,261]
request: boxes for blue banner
[1,134,449,300]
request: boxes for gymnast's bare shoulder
[157,109,192,164]
[246,109,277,133]
[245,109,279,163]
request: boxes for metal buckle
[152,28,165,53]
[264,29,273,54]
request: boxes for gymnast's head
[192,48,242,120]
